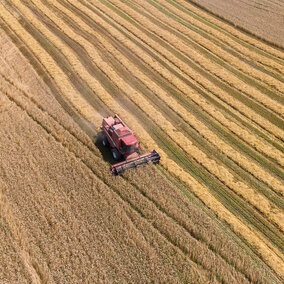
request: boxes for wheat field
[0,0,283,283]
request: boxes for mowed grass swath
[0,0,284,282]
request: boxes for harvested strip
[51,0,284,195]
[69,0,284,165]
[131,0,284,95]
[174,0,284,61]
[106,0,284,123]
[155,0,284,75]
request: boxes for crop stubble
[51,0,284,196]
[23,0,284,231]
[1,0,284,281]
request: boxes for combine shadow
[94,132,121,165]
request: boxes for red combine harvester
[101,114,160,175]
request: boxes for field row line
[0,177,45,283]
[175,0,284,61]
[27,0,284,232]
[52,0,284,195]
[89,0,284,142]
[129,0,284,97]
[1,2,101,127]
[70,0,284,166]
[34,0,284,253]
[2,73,250,283]
[104,0,284,124]
[155,0,284,75]
[0,70,99,160]
[2,2,284,277]
[0,18,237,283]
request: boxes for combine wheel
[102,136,109,147]
[111,148,121,160]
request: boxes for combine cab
[101,114,160,175]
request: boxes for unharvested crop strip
[0,71,100,160]
[176,0,284,61]
[129,0,284,97]
[3,1,284,277]
[105,0,284,123]
[0,2,101,127]
[69,0,284,165]
[155,0,284,75]
[0,27,231,284]
[26,0,284,232]
[51,0,284,196]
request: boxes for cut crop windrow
[23,0,284,232]
[175,0,284,61]
[154,0,284,76]
[67,0,284,169]
[104,0,284,130]
[48,0,284,197]
[2,2,284,278]
[129,0,284,97]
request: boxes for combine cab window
[121,141,135,154]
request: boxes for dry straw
[30,0,284,228]
[69,0,284,170]
[174,0,284,60]
[155,0,284,75]
[2,0,284,278]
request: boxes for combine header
[101,114,160,175]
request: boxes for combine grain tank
[101,114,160,175]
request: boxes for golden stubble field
[0,0,283,283]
